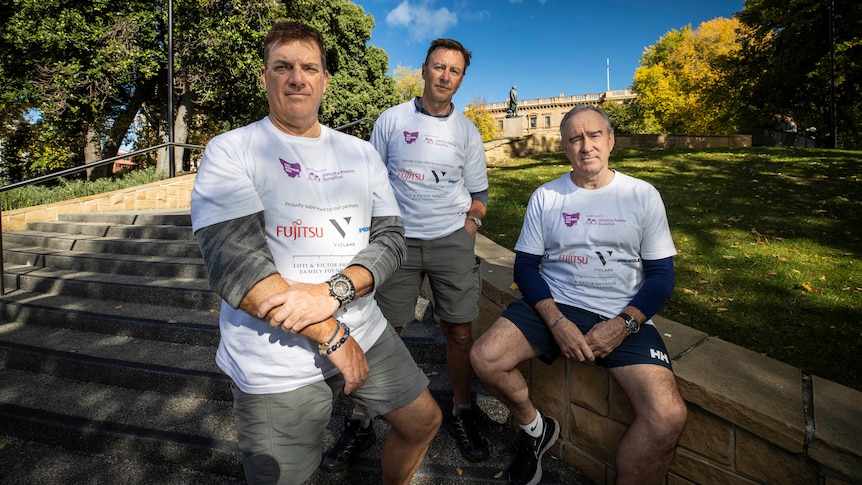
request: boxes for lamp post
[828,0,837,148]
[167,0,176,176]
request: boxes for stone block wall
[472,234,861,485]
[484,133,753,164]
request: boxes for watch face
[332,280,350,297]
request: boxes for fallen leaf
[509,283,519,291]
[115,305,123,310]
[716,307,728,312]
[456,467,463,475]
[426,371,440,377]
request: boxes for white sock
[520,410,544,438]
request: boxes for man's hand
[327,336,369,394]
[583,318,627,358]
[258,280,340,333]
[551,318,595,362]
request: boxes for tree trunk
[85,127,111,181]
[173,90,195,174]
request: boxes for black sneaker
[448,409,489,462]
[319,416,376,473]
[507,415,559,485]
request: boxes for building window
[529,116,537,128]
[498,120,503,130]
[544,115,551,128]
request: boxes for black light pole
[167,0,176,176]
[829,0,837,148]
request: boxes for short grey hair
[560,105,613,137]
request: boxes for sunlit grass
[486,146,862,390]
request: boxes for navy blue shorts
[501,299,673,370]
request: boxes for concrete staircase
[0,210,586,485]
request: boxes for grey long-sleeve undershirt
[194,211,406,309]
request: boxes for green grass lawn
[484,146,862,391]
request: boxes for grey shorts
[375,227,481,327]
[230,325,429,484]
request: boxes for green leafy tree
[0,0,400,182]
[733,0,861,148]
[464,97,496,142]
[392,65,424,102]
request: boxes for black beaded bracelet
[319,324,350,356]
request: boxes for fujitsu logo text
[559,253,589,264]
[276,219,323,240]
[397,169,424,181]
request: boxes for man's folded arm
[194,211,278,309]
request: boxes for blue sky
[351,0,745,110]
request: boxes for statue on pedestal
[506,85,518,118]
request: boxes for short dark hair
[424,38,472,72]
[263,21,327,70]
[560,105,613,136]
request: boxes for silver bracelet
[549,315,566,330]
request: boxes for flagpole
[606,58,610,91]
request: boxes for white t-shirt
[191,117,401,394]
[515,170,677,320]
[370,99,489,239]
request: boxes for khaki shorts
[375,227,481,327]
[231,325,429,484]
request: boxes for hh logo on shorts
[650,348,670,364]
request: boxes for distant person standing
[783,114,798,146]
[321,37,490,472]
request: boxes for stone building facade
[478,89,637,138]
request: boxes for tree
[733,0,862,148]
[464,97,496,142]
[632,18,748,135]
[0,0,401,183]
[392,65,423,102]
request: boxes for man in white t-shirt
[321,38,490,471]
[471,106,688,485]
[190,21,441,485]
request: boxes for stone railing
[471,234,861,484]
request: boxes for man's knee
[441,320,473,347]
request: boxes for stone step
[2,266,219,310]
[24,220,197,241]
[2,245,207,278]
[0,210,587,484]
[2,231,202,258]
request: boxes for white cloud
[385,0,459,42]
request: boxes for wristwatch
[466,215,482,229]
[619,312,640,334]
[328,273,356,307]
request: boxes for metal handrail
[0,141,205,294]
[0,142,205,194]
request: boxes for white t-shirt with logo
[370,99,488,239]
[191,117,401,394]
[515,170,676,320]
